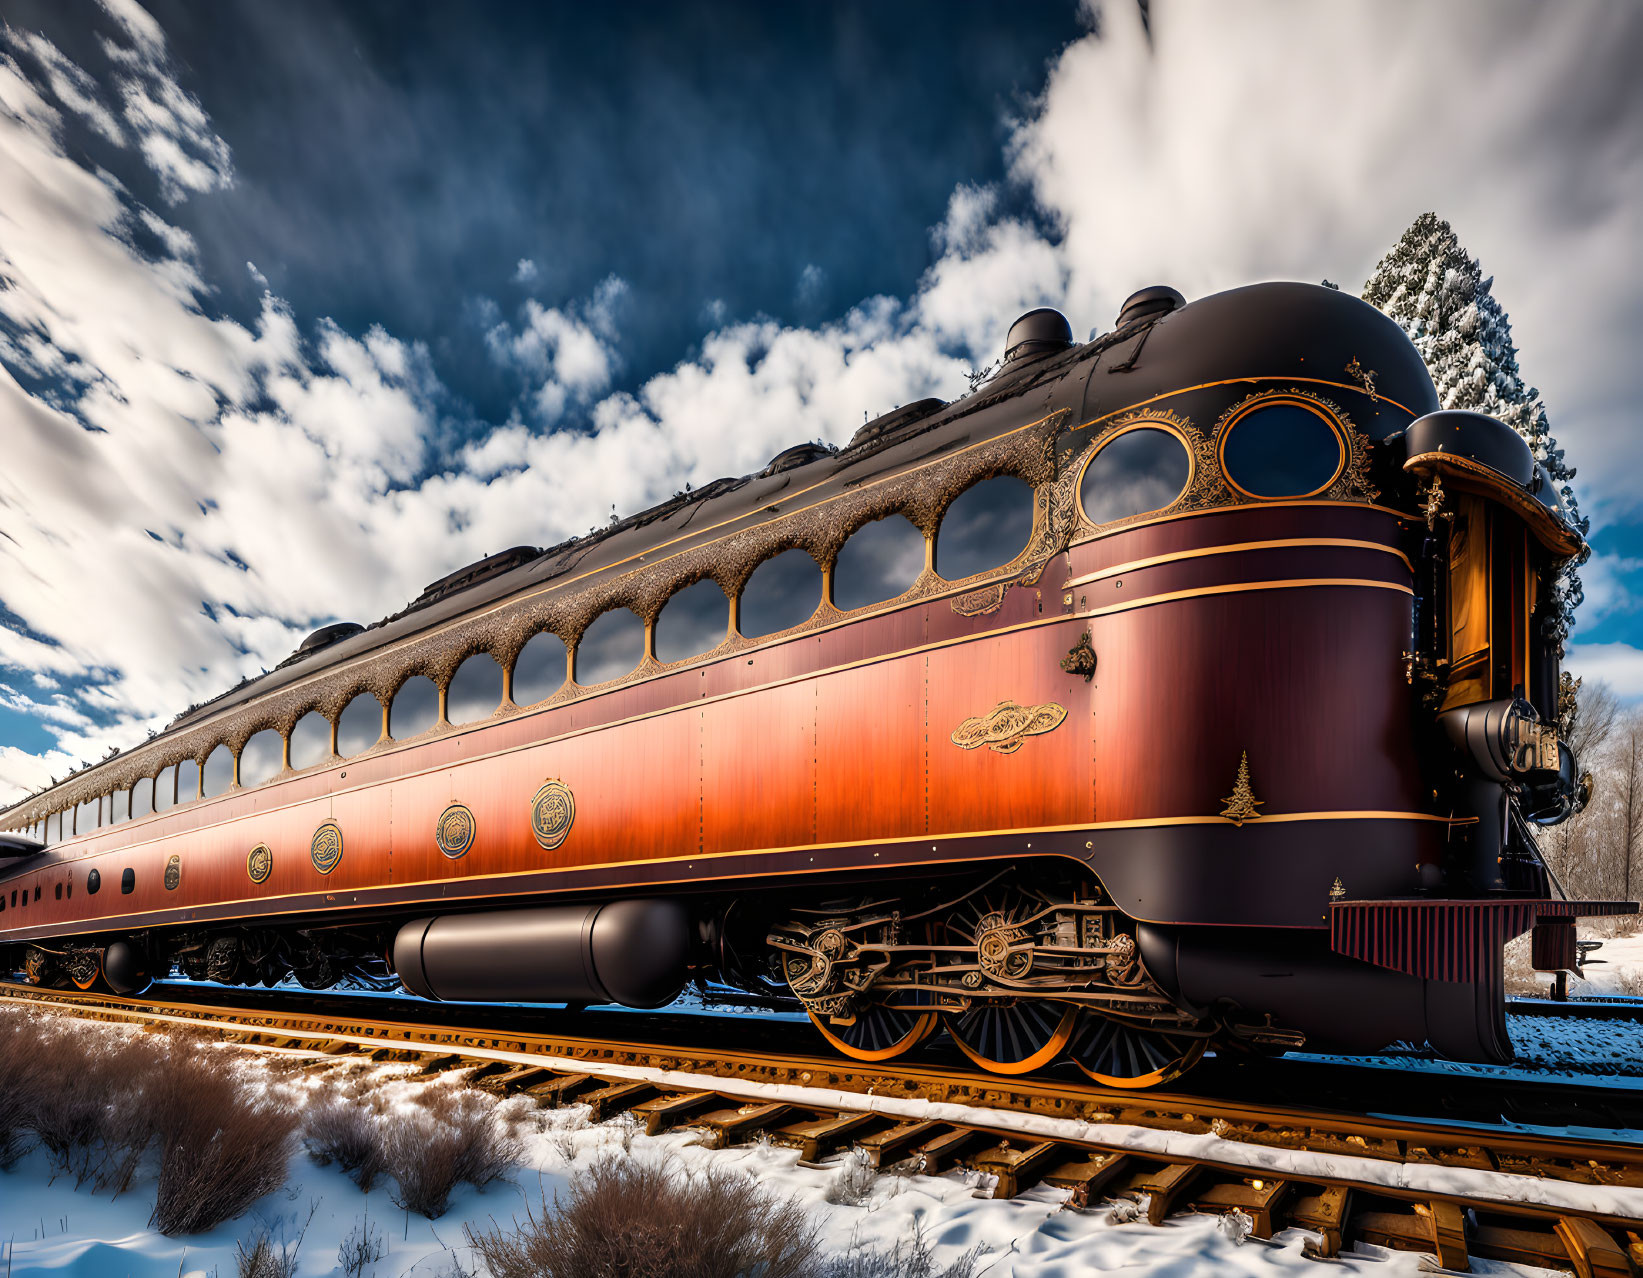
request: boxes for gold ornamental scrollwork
[950,701,1068,755]
[1060,631,1096,682]
[1220,751,1264,825]
[1211,388,1378,504]
[247,843,273,884]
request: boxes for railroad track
[4,981,1642,1275]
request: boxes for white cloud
[484,279,631,422]
[1571,550,1641,636]
[513,258,538,284]
[1565,643,1643,702]
[5,28,126,145]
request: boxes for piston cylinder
[393,899,690,1008]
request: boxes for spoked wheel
[1069,1013,1204,1088]
[934,879,1076,1074]
[809,1004,937,1062]
[945,1001,1077,1075]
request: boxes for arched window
[176,757,200,806]
[655,579,729,663]
[576,609,645,685]
[73,798,98,835]
[512,631,568,706]
[109,790,130,826]
[833,514,925,611]
[739,549,822,639]
[202,745,234,797]
[390,676,439,739]
[130,777,153,820]
[1079,427,1192,525]
[936,475,1034,580]
[239,729,284,788]
[1219,399,1344,499]
[153,764,176,813]
[289,711,332,771]
[447,653,503,724]
[337,693,383,757]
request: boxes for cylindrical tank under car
[101,940,151,995]
[392,899,691,1008]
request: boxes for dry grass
[234,1204,314,1278]
[824,1149,878,1206]
[336,1215,386,1278]
[467,1156,820,1278]
[147,1053,301,1235]
[304,1092,389,1192]
[0,1006,300,1234]
[384,1086,523,1218]
[816,1218,987,1278]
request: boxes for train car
[0,280,1628,1085]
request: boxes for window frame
[1216,395,1347,502]
[1075,419,1196,529]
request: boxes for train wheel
[809,1004,937,1062]
[66,950,104,991]
[23,946,56,987]
[1069,1014,1203,1088]
[944,1001,1076,1075]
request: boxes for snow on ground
[0,1039,1575,1278]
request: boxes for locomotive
[1,280,1627,1085]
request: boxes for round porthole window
[1220,399,1345,499]
[1079,427,1192,525]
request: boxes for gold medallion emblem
[530,779,576,851]
[950,701,1068,755]
[164,854,180,891]
[310,820,344,875]
[247,843,272,884]
[436,803,476,859]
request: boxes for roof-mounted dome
[296,621,363,657]
[1116,285,1186,328]
[1002,308,1073,366]
[760,442,835,477]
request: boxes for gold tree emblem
[1220,751,1264,825]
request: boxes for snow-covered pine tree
[1362,212,1588,647]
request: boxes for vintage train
[1,280,1627,1085]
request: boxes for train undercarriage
[7,863,1331,1087]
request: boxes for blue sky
[0,0,1639,804]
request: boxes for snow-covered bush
[466,1155,818,1278]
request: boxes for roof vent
[296,621,363,657]
[760,442,834,477]
[1115,285,1185,328]
[415,545,542,606]
[847,398,946,449]
[1002,308,1074,366]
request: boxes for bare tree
[1567,677,1620,763]
[1614,710,1643,901]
